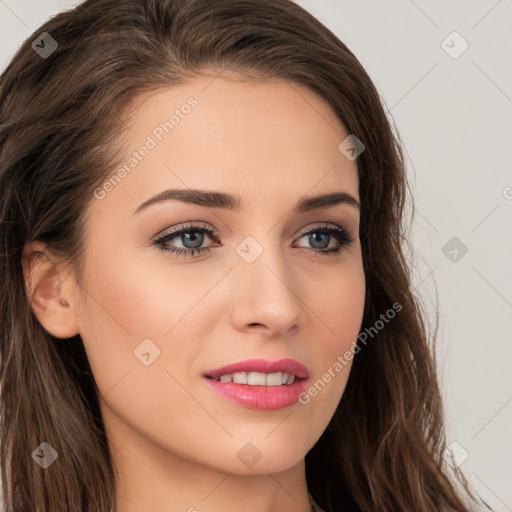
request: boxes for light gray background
[1,1,510,510]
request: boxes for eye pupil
[309,232,329,249]
[182,231,204,249]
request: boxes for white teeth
[247,372,266,385]
[266,372,283,386]
[232,372,248,384]
[214,371,297,386]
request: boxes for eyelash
[152,222,356,260]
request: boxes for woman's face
[72,76,365,475]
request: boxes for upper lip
[204,358,309,380]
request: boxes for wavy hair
[0,0,490,510]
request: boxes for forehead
[92,76,359,219]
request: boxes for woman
[0,0,491,511]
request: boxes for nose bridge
[235,231,291,288]
[231,231,302,332]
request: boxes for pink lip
[204,377,308,410]
[203,358,309,410]
[204,358,309,379]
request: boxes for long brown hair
[0,1,491,511]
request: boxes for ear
[22,241,80,339]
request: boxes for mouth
[202,358,309,410]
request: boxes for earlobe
[22,241,80,339]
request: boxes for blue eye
[152,222,356,259]
[152,222,219,259]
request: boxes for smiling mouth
[202,371,309,410]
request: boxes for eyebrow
[132,188,360,216]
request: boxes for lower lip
[203,377,308,410]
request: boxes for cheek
[78,250,207,339]
[298,258,365,417]
[74,245,227,395]
[73,251,171,392]
[313,257,366,352]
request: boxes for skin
[24,76,365,512]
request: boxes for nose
[229,240,302,338]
